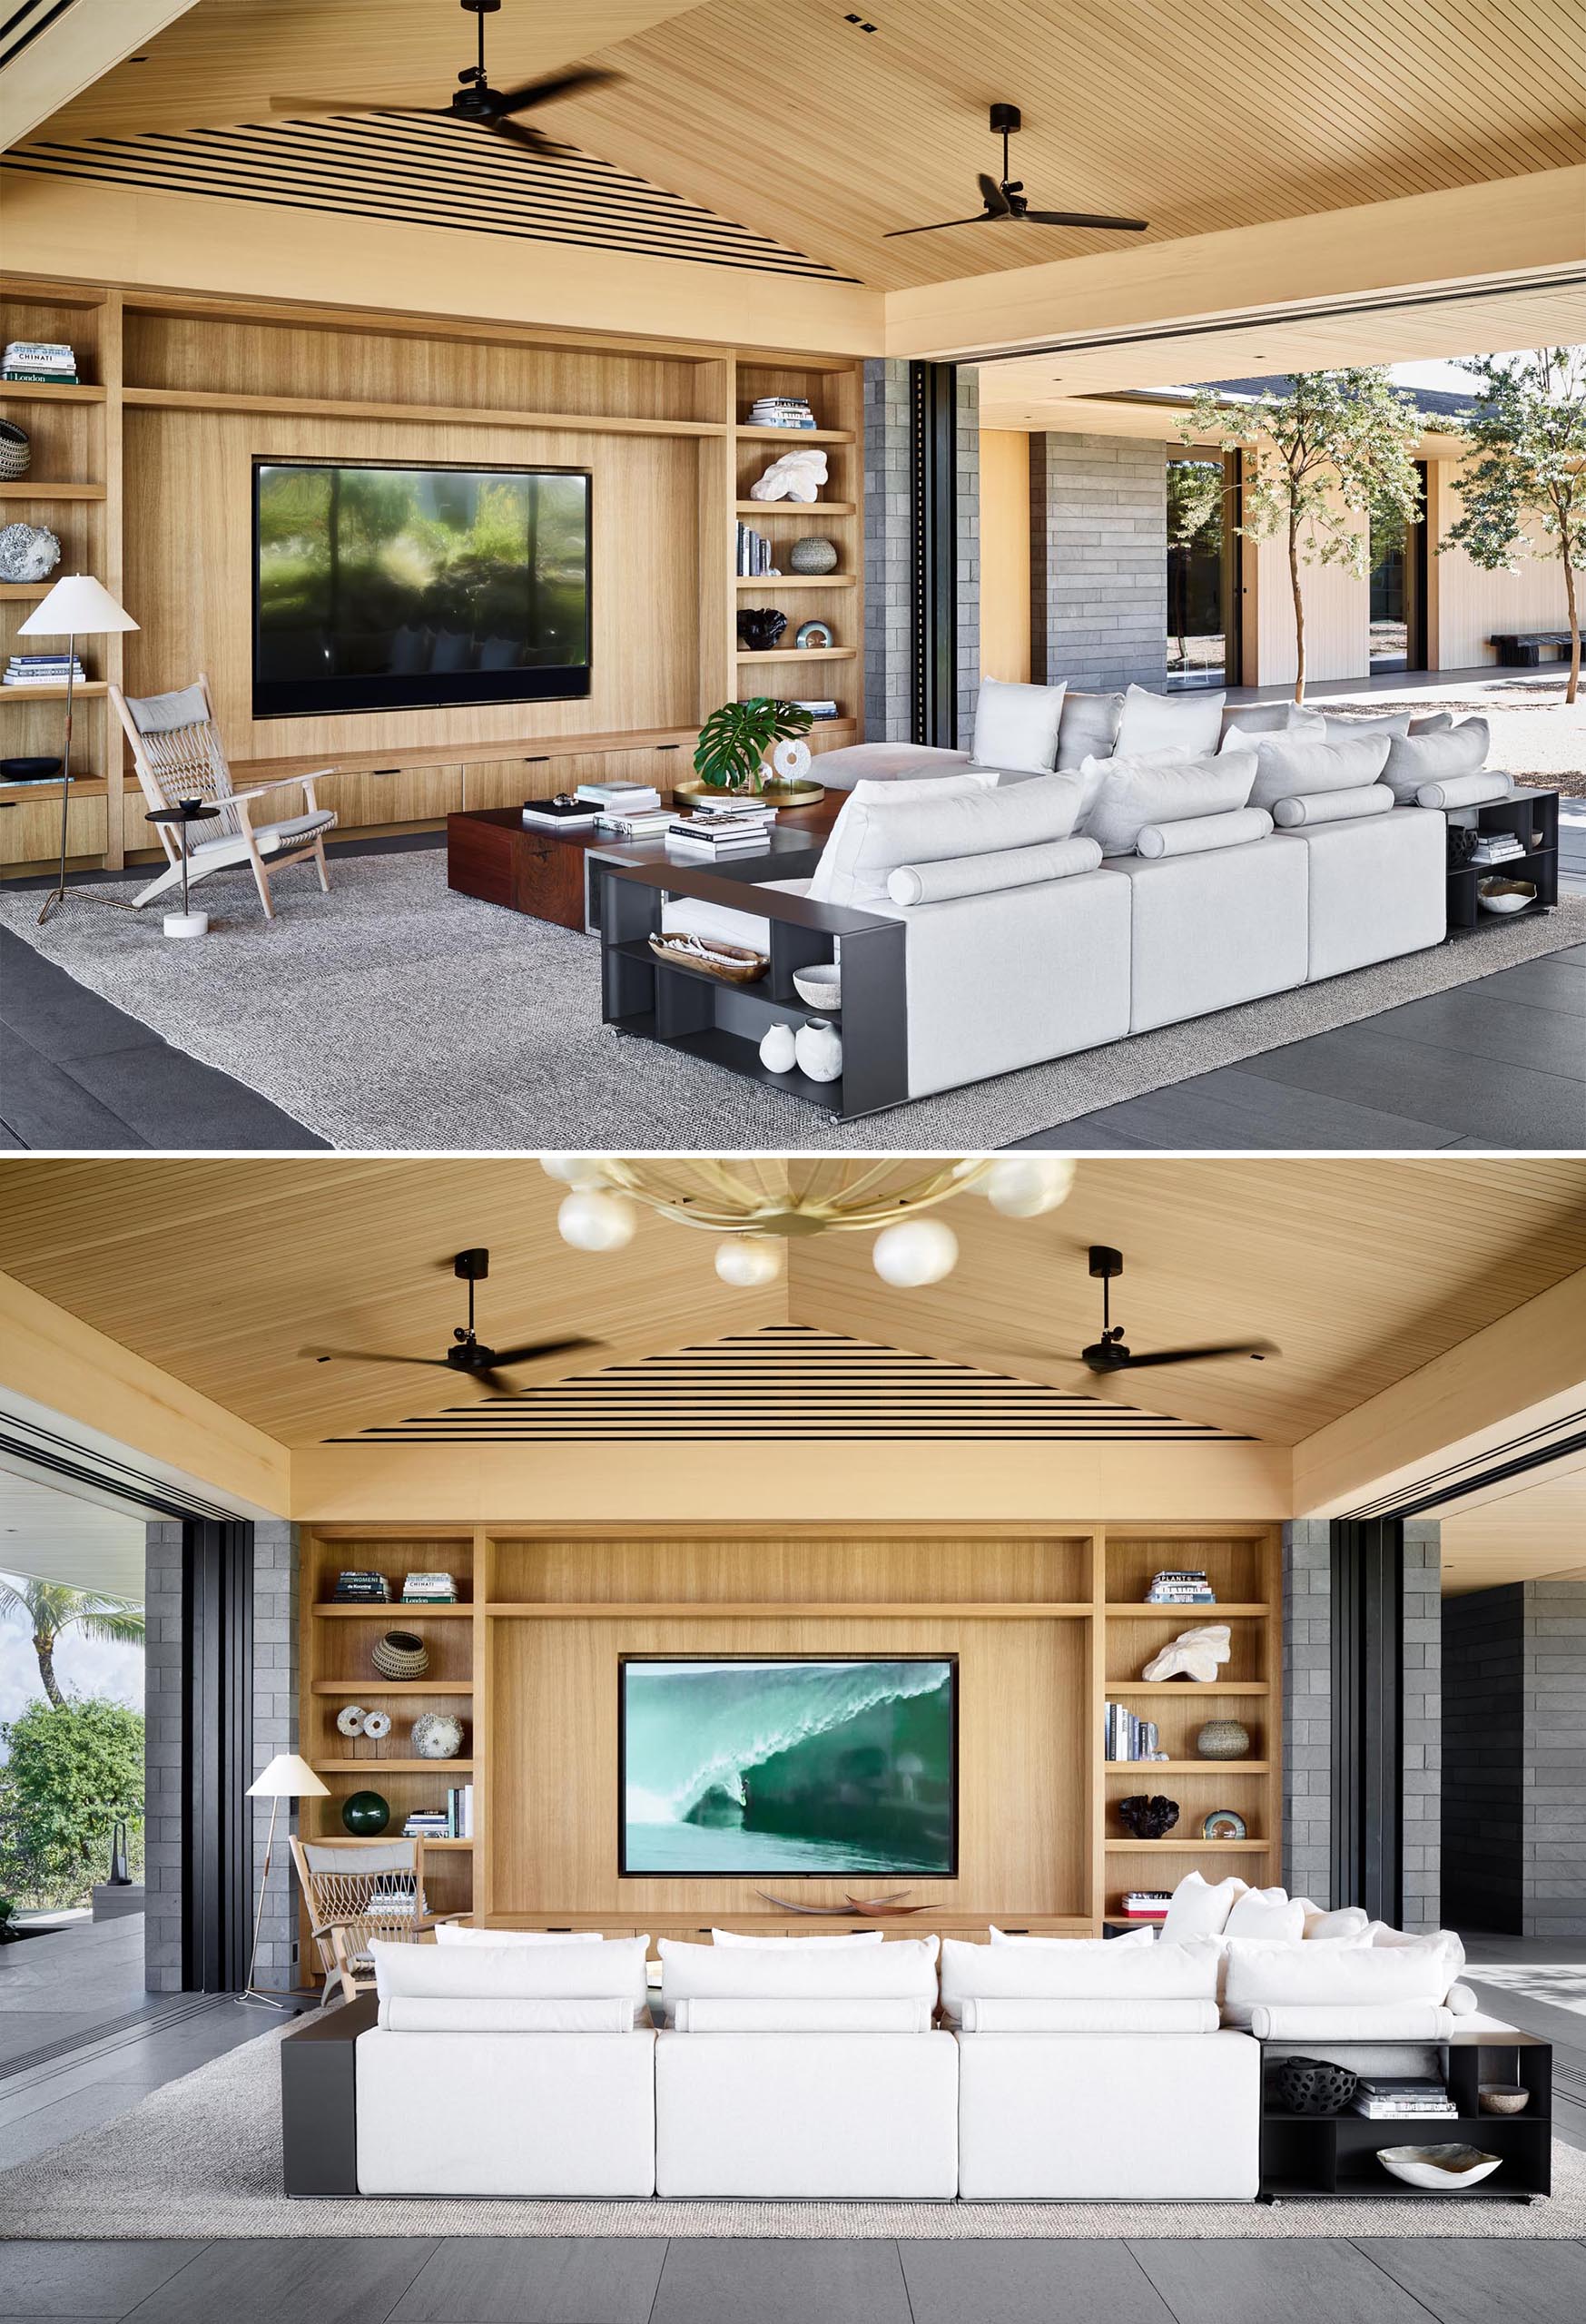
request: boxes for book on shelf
[1349,2077,1456,2118]
[1104,1703,1162,1762]
[446,1782,475,1838]
[791,699,840,718]
[1120,1891,1171,1921]
[332,1570,391,1601]
[401,1571,458,1602]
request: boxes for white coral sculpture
[1141,1622,1232,1683]
[749,448,830,504]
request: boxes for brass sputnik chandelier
[541,1156,1077,1287]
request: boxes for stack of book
[1470,831,1526,868]
[332,1569,391,1604]
[1119,1890,1173,1925]
[3,339,78,385]
[577,779,672,842]
[521,796,599,829]
[1147,1568,1217,1603]
[747,396,815,429]
[791,697,840,721]
[4,655,84,689]
[666,802,778,856]
[401,1571,458,1605]
[735,523,775,576]
[403,1808,453,1841]
[1104,1703,1164,1761]
[447,1782,474,1838]
[1349,2076,1458,2121]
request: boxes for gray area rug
[4,850,1582,1151]
[0,2028,1580,2238]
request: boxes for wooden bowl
[649,931,768,985]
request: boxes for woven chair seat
[194,808,337,859]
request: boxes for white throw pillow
[1160,1871,1246,1944]
[808,771,1083,907]
[1222,1934,1454,2027]
[971,677,1067,774]
[1246,733,1390,813]
[1408,710,1454,735]
[710,1928,882,1947]
[1367,1921,1466,1991]
[371,1935,649,2002]
[941,1935,1220,2015]
[1320,710,1414,744]
[658,1934,938,2001]
[1219,704,1326,752]
[1114,683,1226,756]
[1224,1887,1305,1945]
[1295,1901,1371,1943]
[435,1925,603,1945]
[990,1924,1154,1946]
[1381,719,1490,803]
[1080,747,1256,856]
[1056,688,1126,771]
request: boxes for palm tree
[0,1576,144,1710]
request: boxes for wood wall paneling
[978,428,1031,684]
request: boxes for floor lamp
[241,1752,329,2010]
[17,574,138,927]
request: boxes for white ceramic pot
[759,1022,798,1073]
[795,1017,842,1083]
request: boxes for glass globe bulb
[872,1216,959,1288]
[557,1188,637,1252]
[540,1155,610,1188]
[714,1236,786,1288]
[985,1156,1077,1218]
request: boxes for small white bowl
[1377,2143,1502,2191]
[793,963,841,1011]
[1476,879,1536,915]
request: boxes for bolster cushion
[1270,783,1395,827]
[1135,806,1273,858]
[671,1997,932,2033]
[1246,733,1390,812]
[886,833,1102,903]
[377,1996,636,2032]
[1381,719,1490,802]
[1246,2002,1454,2040]
[957,1997,1220,2034]
[1416,769,1515,810]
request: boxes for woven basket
[371,1629,430,1680]
[0,421,30,480]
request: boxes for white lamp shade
[246,1751,329,1799]
[17,574,138,638]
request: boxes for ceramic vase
[1196,1718,1251,1759]
[410,1712,465,1760]
[759,1022,797,1073]
[371,1629,429,1680]
[795,1018,842,1082]
[789,536,837,574]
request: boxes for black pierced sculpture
[1276,2055,1360,2117]
[1117,1794,1179,1840]
[737,607,788,652]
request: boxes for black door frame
[910,359,959,749]
[182,1517,254,1993]
[1330,1516,1404,1923]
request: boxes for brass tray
[673,777,826,809]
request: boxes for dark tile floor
[0,2233,1583,2323]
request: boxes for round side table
[145,803,221,939]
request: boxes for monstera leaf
[693,696,813,792]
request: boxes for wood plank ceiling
[34,0,1586,294]
[1440,1462,1586,1596]
[0,1159,1581,1455]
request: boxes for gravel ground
[1322,675,1586,795]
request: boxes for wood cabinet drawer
[0,789,106,865]
[465,745,690,812]
[315,763,462,827]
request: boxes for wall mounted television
[251,459,591,717]
[618,1655,958,1877]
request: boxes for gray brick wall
[955,368,980,743]
[1443,1578,1586,1937]
[1283,1519,1332,1907]
[251,1520,300,1991]
[862,357,911,740]
[1401,1519,1443,1935]
[143,1521,185,1994]
[1029,432,1169,691]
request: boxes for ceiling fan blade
[978,172,1012,218]
[882,212,995,239]
[479,1334,602,1369]
[490,117,555,153]
[1119,1341,1278,1369]
[299,1346,453,1369]
[492,66,619,115]
[269,97,452,115]
[1021,209,1149,231]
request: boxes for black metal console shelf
[1259,2031,1552,2203]
[598,853,909,1118]
[1446,786,1559,940]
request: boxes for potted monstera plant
[692,696,813,794]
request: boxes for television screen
[619,1656,957,1877]
[252,459,591,716]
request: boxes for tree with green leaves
[1181,370,1423,702]
[1439,348,1586,705]
[0,1698,144,1907]
[0,1576,143,1711]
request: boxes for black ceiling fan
[885,103,1148,240]
[300,1248,599,1395]
[989,1246,1276,1378]
[271,0,618,155]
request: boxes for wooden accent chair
[290,1836,470,2006]
[110,672,337,921]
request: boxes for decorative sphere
[872,1216,959,1288]
[789,537,838,575]
[984,1156,1078,1218]
[1196,1719,1251,1760]
[410,1712,465,1760]
[341,1790,390,1837]
[714,1236,785,1287]
[557,1187,637,1251]
[540,1155,609,1187]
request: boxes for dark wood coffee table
[447,801,835,934]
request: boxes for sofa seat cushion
[1082,748,1256,856]
[1246,732,1390,812]
[970,676,1067,773]
[809,772,1082,907]
[357,2026,656,2196]
[956,2031,1259,2201]
[1113,836,1309,1031]
[809,743,971,793]
[1296,807,1444,980]
[655,2029,959,2197]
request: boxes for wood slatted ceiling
[1441,1463,1586,1594]
[3,117,855,279]
[326,1324,1247,1444]
[32,2,1584,291]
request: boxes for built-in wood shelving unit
[297,1522,1283,1984]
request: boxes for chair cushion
[1246,733,1389,812]
[259,809,337,851]
[808,773,1081,907]
[1382,719,1490,802]
[1115,684,1226,756]
[124,681,211,735]
[1081,747,1256,856]
[1056,688,1126,770]
[970,677,1066,774]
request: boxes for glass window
[1167,458,1227,688]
